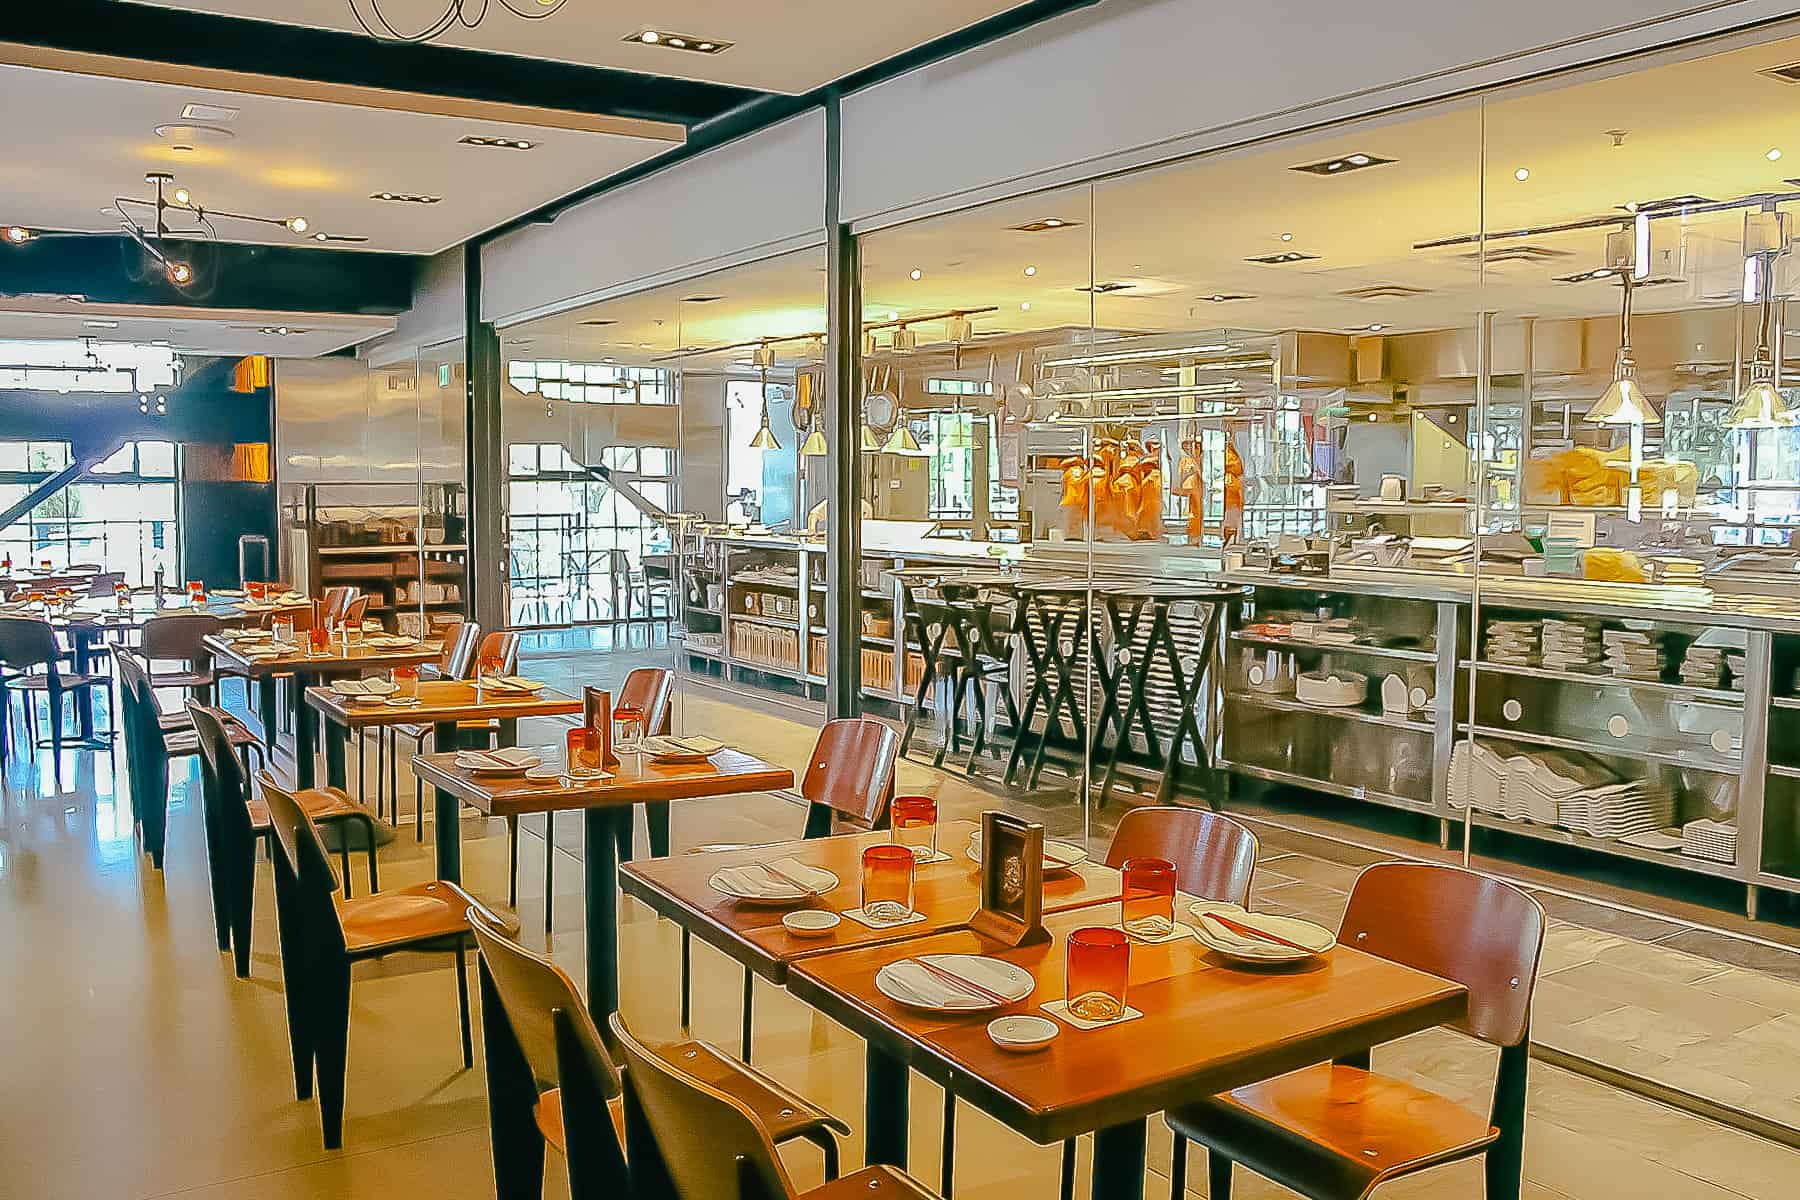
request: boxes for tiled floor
[0,631,1796,1198]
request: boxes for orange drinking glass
[565,725,600,772]
[612,704,645,756]
[392,664,419,699]
[1066,927,1130,1021]
[477,652,503,689]
[1120,856,1177,939]
[891,795,939,860]
[308,624,330,654]
[187,580,205,603]
[861,845,915,923]
[246,581,266,600]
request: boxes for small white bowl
[781,910,841,938]
[988,1015,1059,1053]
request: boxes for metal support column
[824,91,862,719]
[464,242,506,633]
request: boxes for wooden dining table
[204,635,441,787]
[413,745,795,1025]
[784,902,1468,1200]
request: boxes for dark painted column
[823,91,862,720]
[464,242,506,633]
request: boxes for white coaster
[1041,999,1146,1031]
[839,907,929,930]
[1116,921,1195,946]
[911,848,954,865]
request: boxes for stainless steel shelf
[1463,812,1743,881]
[1767,763,1800,780]
[1231,631,1436,664]
[730,613,800,630]
[1227,690,1436,734]
[317,544,467,556]
[1463,723,1740,774]
[1219,759,1438,817]
[730,575,801,589]
[1469,660,1745,705]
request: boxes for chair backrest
[342,595,370,628]
[617,667,675,735]
[607,1015,795,1200]
[113,650,164,790]
[0,616,58,673]
[431,618,466,672]
[801,717,898,833]
[257,773,349,953]
[141,612,223,661]
[467,907,620,1096]
[475,630,521,674]
[1338,862,1544,1048]
[321,586,357,625]
[1104,807,1257,904]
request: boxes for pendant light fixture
[1584,231,1660,425]
[1727,209,1796,429]
[860,425,882,451]
[885,423,922,453]
[800,425,828,456]
[748,359,781,450]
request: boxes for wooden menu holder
[967,811,1051,948]
[584,686,619,769]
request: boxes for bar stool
[936,573,1024,775]
[892,567,956,758]
[1094,580,1245,806]
[1002,579,1101,789]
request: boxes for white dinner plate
[965,832,1089,873]
[875,954,1034,1013]
[1188,902,1334,964]
[707,862,840,904]
[454,750,542,775]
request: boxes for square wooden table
[413,746,795,1024]
[786,904,1467,1200]
[205,635,440,787]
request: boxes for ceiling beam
[7,1,763,130]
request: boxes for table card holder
[968,811,1050,948]
[584,687,619,769]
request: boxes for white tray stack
[1680,818,1738,864]
[1449,741,1510,814]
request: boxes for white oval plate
[781,909,842,938]
[876,954,1034,1013]
[454,752,541,775]
[707,866,841,905]
[1188,902,1334,964]
[965,833,1088,873]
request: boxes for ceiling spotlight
[1280,232,1294,242]
[167,261,194,285]
[1291,153,1395,176]
[1042,218,1065,227]
[459,135,537,151]
[640,30,659,42]
[314,232,329,242]
[1,226,30,244]
[639,342,653,349]
[668,37,686,48]
[172,187,192,205]
[1009,218,1083,233]
[83,319,119,329]
[1769,148,1784,162]
[1346,154,1372,166]
[1367,324,1385,332]
[1020,302,1032,312]
[285,216,309,234]
[910,268,923,281]
[1024,265,1037,277]
[626,29,732,53]
[1514,167,1531,181]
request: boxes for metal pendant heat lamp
[885,424,922,453]
[1585,270,1662,426]
[800,427,828,456]
[1727,210,1797,429]
[748,361,781,450]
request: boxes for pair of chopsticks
[1201,912,1317,954]
[906,957,1011,1006]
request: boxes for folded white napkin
[670,734,725,755]
[1193,909,1330,956]
[714,858,835,898]
[882,956,1022,1009]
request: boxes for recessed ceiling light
[284,217,309,234]
[1280,232,1294,242]
[1023,265,1037,276]
[1245,250,1320,265]
[167,262,194,285]
[1200,293,1255,303]
[639,342,653,349]
[1290,153,1395,176]
[181,102,238,123]
[314,232,329,241]
[370,192,443,205]
[625,29,732,54]
[2,226,31,244]
[1514,167,1531,181]
[1769,148,1785,162]
[909,268,923,281]
[1009,218,1084,233]
[1020,302,1032,311]
[172,187,192,206]
[1365,324,1385,332]
[1076,281,1135,293]
[460,135,536,151]
[82,319,119,329]
[603,357,616,363]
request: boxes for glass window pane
[92,444,134,474]
[137,441,175,478]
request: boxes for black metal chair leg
[1059,1136,1076,1199]
[941,1088,957,1197]
[1168,1132,1187,1196]
[1208,1150,1233,1198]
[680,929,692,1030]
[454,943,473,1069]
[544,812,556,934]
[740,967,754,1062]
[314,961,353,1150]
[507,815,519,908]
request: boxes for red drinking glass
[308,624,330,654]
[392,663,419,699]
[891,794,939,860]
[861,844,915,923]
[187,580,205,603]
[1120,856,1177,939]
[566,724,600,772]
[1066,927,1131,1021]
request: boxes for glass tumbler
[566,725,600,774]
[861,845,916,924]
[309,623,331,655]
[1120,856,1177,939]
[612,704,645,757]
[392,664,419,700]
[187,580,205,604]
[477,652,504,694]
[891,795,939,860]
[1066,927,1131,1022]
[272,616,294,647]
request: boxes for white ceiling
[0,299,396,358]
[130,1,1035,95]
[0,61,674,255]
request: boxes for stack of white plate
[1679,644,1726,688]
[1602,629,1666,682]
[1724,652,1746,691]
[1486,619,1541,667]
[1449,741,1510,814]
[1680,819,1738,864]
[1556,782,1675,839]
[1541,618,1604,671]
[1505,750,1616,825]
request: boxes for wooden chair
[0,615,112,784]
[379,619,479,826]
[681,717,898,1053]
[259,773,488,1149]
[342,594,371,630]
[1046,806,1263,1199]
[1166,861,1546,1200]
[469,908,846,1200]
[610,1013,936,1200]
[1103,806,1257,903]
[140,612,224,703]
[321,585,358,626]
[533,665,677,932]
